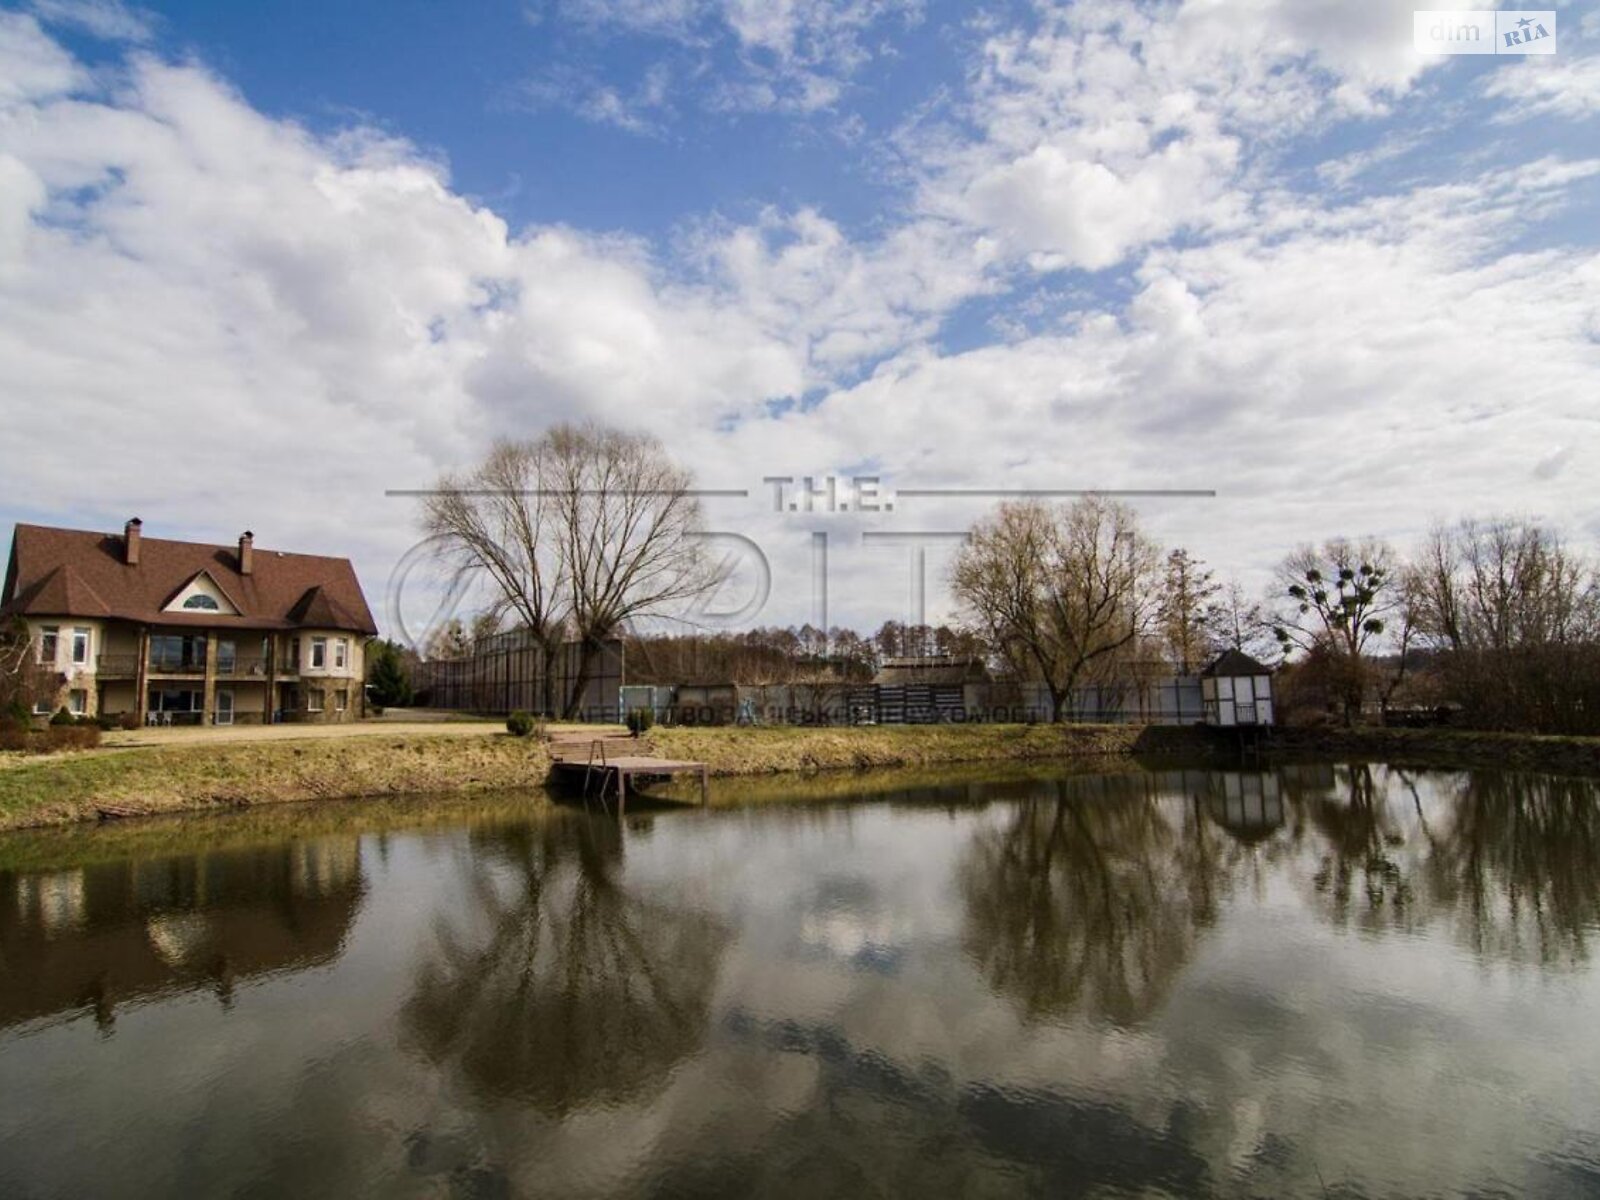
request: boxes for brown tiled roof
[1,524,377,635]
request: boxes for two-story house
[2,519,377,725]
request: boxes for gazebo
[1199,649,1275,727]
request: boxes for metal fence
[413,632,624,718]
[635,676,1209,726]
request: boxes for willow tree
[423,438,571,714]
[952,496,1161,722]
[424,424,720,717]
[545,424,723,716]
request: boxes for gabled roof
[0,524,377,635]
[160,569,244,616]
[1202,649,1273,677]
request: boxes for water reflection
[1295,765,1600,966]
[960,772,1249,1026]
[0,838,364,1031]
[0,766,1599,1198]
[961,764,1600,1030]
[403,813,729,1115]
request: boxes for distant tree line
[949,497,1600,733]
[623,621,988,687]
[406,423,1598,734]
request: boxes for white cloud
[513,61,674,134]
[907,0,1443,273]
[27,0,153,43]
[1484,54,1600,121]
[543,0,923,113]
[0,6,1596,634]
[0,30,807,595]
[0,12,84,102]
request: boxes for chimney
[124,518,142,566]
[239,530,254,576]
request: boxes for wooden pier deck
[547,730,708,811]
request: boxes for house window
[39,626,59,665]
[310,637,327,669]
[71,628,90,666]
[308,687,325,713]
[68,689,87,715]
[33,698,52,715]
[335,689,347,713]
[149,634,206,672]
[334,638,348,670]
[182,594,219,611]
[217,640,236,673]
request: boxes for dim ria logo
[1414,10,1555,55]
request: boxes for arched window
[182,594,220,611]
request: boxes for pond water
[2,762,1599,1198]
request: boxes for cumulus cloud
[0,18,805,587]
[908,0,1443,273]
[0,3,1596,633]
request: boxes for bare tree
[545,424,723,717]
[952,497,1160,722]
[423,439,570,712]
[1157,548,1221,673]
[1272,538,1396,724]
[0,617,56,720]
[1207,577,1277,663]
[425,426,721,718]
[1411,517,1600,732]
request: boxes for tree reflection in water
[1302,763,1417,926]
[1423,771,1600,966]
[1284,764,1600,968]
[962,764,1600,1029]
[402,813,728,1115]
[960,773,1242,1027]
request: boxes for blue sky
[1,0,1597,634]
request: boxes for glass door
[215,689,234,726]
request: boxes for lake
[2,762,1599,1198]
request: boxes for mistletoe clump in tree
[1273,539,1396,724]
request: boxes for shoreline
[1,722,1597,832]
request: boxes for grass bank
[1269,726,1600,776]
[0,734,551,831]
[647,722,1213,775]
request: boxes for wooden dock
[547,730,708,812]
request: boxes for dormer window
[182,594,220,611]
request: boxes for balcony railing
[98,654,282,678]
[218,656,272,678]
[146,659,208,676]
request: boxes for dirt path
[98,716,628,750]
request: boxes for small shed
[1200,650,1275,727]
